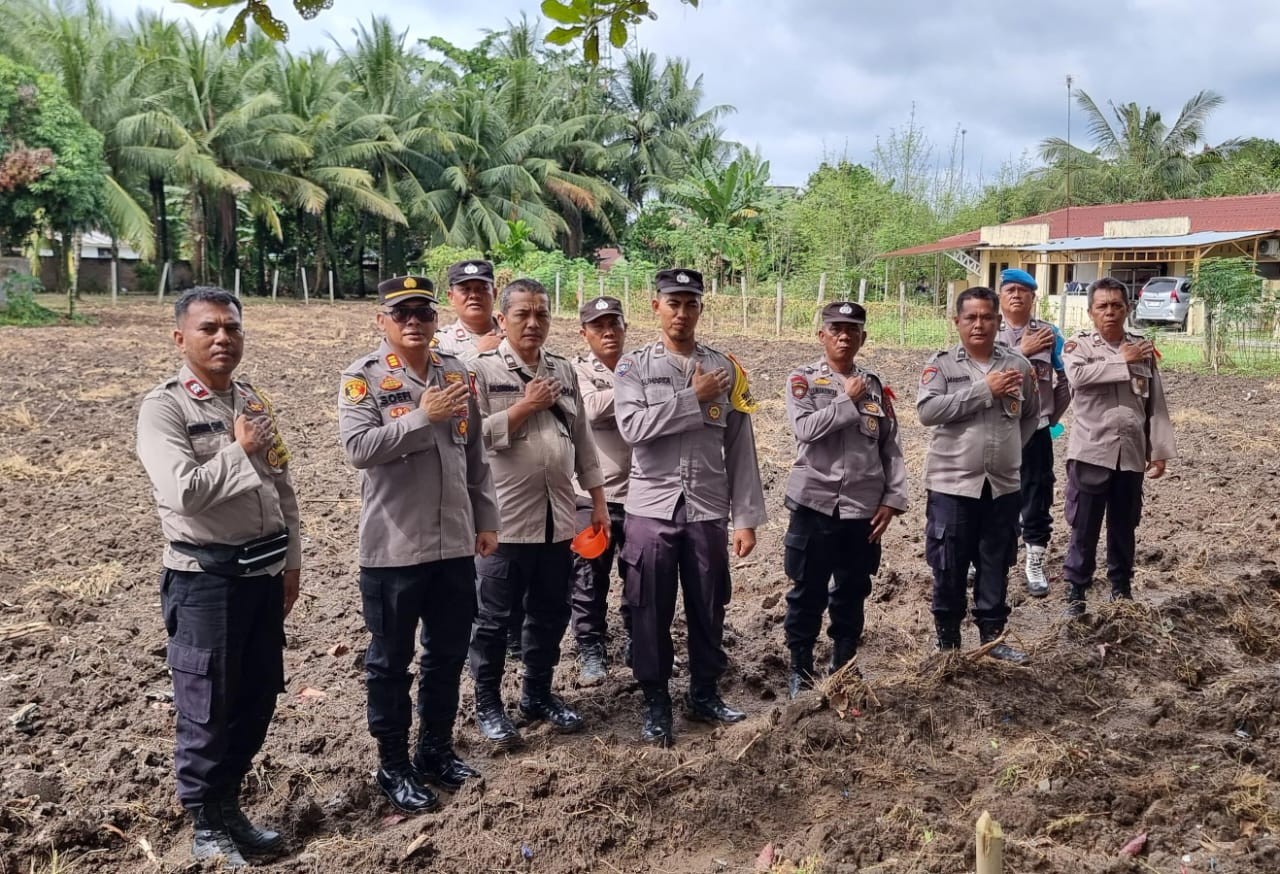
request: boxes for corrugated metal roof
[882,193,1280,257]
[1019,230,1272,251]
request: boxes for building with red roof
[883,194,1280,294]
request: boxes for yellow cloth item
[727,354,757,413]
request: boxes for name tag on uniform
[186,421,228,436]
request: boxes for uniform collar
[375,338,438,381]
[498,337,544,374]
[954,343,1004,362]
[178,363,220,402]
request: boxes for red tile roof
[884,193,1280,257]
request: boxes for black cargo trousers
[161,568,285,809]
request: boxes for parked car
[1134,276,1193,331]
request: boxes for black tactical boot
[192,803,248,868]
[218,794,284,857]
[685,684,746,724]
[640,685,674,747]
[787,646,815,699]
[1064,583,1088,618]
[414,725,481,792]
[978,627,1029,665]
[519,678,585,733]
[934,618,962,652]
[1110,580,1133,601]
[577,642,607,687]
[828,638,858,674]
[375,735,440,814]
[475,688,523,749]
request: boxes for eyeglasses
[383,306,437,324]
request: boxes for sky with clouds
[107,0,1280,188]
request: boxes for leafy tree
[0,56,106,277]
[1194,256,1263,371]
[1038,89,1238,204]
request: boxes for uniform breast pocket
[856,400,886,438]
[189,432,230,461]
[1128,364,1152,399]
[701,397,729,428]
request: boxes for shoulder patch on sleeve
[921,366,940,386]
[341,377,369,405]
[790,374,809,399]
[1063,339,1078,353]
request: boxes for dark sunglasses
[384,306,437,324]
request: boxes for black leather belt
[170,530,289,576]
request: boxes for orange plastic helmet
[570,525,609,559]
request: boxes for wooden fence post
[576,270,584,307]
[740,275,748,334]
[775,279,784,337]
[271,268,279,301]
[858,277,867,305]
[554,272,562,315]
[156,262,170,302]
[898,281,907,345]
[623,275,630,317]
[300,267,309,304]
[975,811,1003,874]
[234,268,241,299]
[711,276,718,297]
[110,260,119,304]
[599,275,605,298]
[813,272,827,328]
[328,270,335,302]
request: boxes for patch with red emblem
[921,367,939,386]
[342,378,369,404]
[380,375,403,391]
[790,375,808,399]
[183,378,210,400]
[1063,340,1077,354]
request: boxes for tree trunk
[150,175,171,266]
[190,191,206,284]
[218,190,239,291]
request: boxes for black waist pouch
[171,530,289,576]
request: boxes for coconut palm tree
[608,49,733,206]
[1038,89,1239,204]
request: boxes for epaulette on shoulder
[476,349,501,359]
[926,349,949,363]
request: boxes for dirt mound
[2,302,1279,872]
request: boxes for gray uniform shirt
[136,364,301,575]
[784,358,909,519]
[473,339,604,543]
[917,344,1040,498]
[1062,330,1176,471]
[433,317,500,362]
[996,318,1071,428]
[613,340,767,529]
[573,351,631,504]
[338,340,500,568]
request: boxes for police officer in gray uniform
[571,296,633,685]
[339,276,500,814]
[783,302,908,696]
[1060,277,1176,614]
[468,278,608,748]
[137,287,301,868]
[918,286,1039,663]
[614,268,767,747]
[995,268,1071,596]
[433,259,503,361]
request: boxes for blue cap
[1000,268,1037,291]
